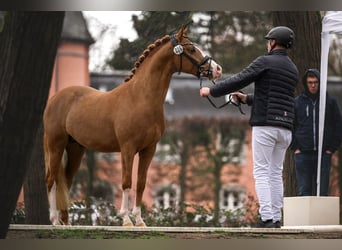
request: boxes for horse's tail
[55,151,69,212]
[44,133,69,218]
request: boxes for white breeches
[252,126,291,222]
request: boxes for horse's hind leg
[133,144,156,227]
[44,134,68,225]
[65,141,85,187]
[62,141,85,224]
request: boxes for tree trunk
[273,11,321,94]
[86,149,96,197]
[338,147,342,224]
[283,150,297,197]
[24,123,50,224]
[272,11,322,196]
[179,149,188,212]
[213,158,222,226]
[0,12,64,238]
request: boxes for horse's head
[171,27,222,80]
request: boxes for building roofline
[61,11,95,46]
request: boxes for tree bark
[179,148,188,213]
[272,11,322,196]
[213,157,222,226]
[23,123,50,224]
[86,149,96,197]
[273,11,321,95]
[339,147,342,224]
[0,11,64,238]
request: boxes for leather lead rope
[200,78,246,115]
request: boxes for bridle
[170,34,213,78]
[170,34,245,115]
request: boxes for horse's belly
[75,134,120,152]
[67,123,120,152]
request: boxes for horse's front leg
[119,149,135,227]
[120,189,133,226]
[133,144,156,227]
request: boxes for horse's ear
[176,26,190,40]
[176,26,186,39]
[175,20,192,39]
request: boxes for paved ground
[6,224,342,239]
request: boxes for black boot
[273,221,281,228]
[255,219,275,228]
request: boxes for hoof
[122,222,134,227]
[52,220,71,226]
[51,219,61,226]
[135,222,146,227]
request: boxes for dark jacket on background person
[291,69,342,153]
[210,49,298,130]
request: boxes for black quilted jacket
[210,49,298,130]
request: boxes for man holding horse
[200,26,298,228]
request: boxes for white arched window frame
[219,184,245,212]
[152,183,180,210]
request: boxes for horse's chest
[117,113,165,142]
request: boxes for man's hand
[200,87,210,97]
[294,149,301,154]
[230,92,247,104]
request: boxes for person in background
[200,26,298,228]
[291,68,342,196]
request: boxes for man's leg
[252,126,275,222]
[295,153,316,196]
[269,128,291,223]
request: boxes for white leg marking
[119,189,133,226]
[48,182,60,225]
[132,206,146,227]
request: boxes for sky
[83,11,141,72]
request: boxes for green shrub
[12,197,258,227]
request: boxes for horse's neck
[128,50,174,104]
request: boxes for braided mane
[124,35,171,82]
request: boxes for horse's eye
[189,46,196,53]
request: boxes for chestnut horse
[44,27,222,226]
